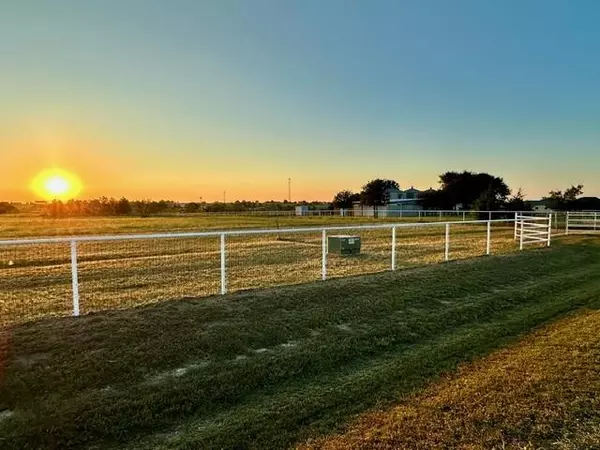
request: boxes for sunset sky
[1,0,599,202]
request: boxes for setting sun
[31,168,83,201]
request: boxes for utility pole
[288,178,291,202]
[223,190,226,204]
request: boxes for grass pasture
[0,238,598,449]
[0,214,429,239]
[300,308,600,450]
[1,222,526,325]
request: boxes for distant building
[385,186,422,209]
[295,205,309,216]
[354,186,424,216]
[527,200,551,211]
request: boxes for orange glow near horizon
[30,168,83,201]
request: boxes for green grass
[300,309,600,450]
[0,237,598,449]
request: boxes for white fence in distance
[566,211,599,234]
[0,216,552,325]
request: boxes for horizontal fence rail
[514,213,552,249]
[566,211,599,234]
[0,215,553,326]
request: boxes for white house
[354,186,424,216]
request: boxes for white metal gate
[566,212,599,234]
[514,213,552,249]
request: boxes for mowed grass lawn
[0,238,598,449]
[300,308,600,450]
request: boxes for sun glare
[31,168,82,201]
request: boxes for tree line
[1,198,331,217]
[332,171,593,212]
[0,171,595,217]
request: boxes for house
[354,186,424,217]
[527,200,550,211]
[386,186,422,209]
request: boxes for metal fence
[193,209,555,220]
[566,211,599,234]
[514,213,552,249]
[0,216,552,326]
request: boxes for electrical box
[327,235,361,255]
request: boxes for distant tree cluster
[331,172,595,214]
[0,202,18,214]
[45,198,177,218]
[419,171,511,211]
[330,172,592,215]
[40,198,332,217]
[542,185,584,211]
[331,179,399,210]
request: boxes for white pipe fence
[566,211,599,234]
[198,209,557,219]
[514,213,552,250]
[0,216,553,325]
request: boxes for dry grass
[299,309,600,450]
[0,224,526,325]
[0,214,442,239]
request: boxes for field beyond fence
[0,216,551,326]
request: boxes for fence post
[595,213,598,231]
[486,220,491,255]
[70,240,80,317]
[439,211,442,221]
[321,229,327,280]
[488,211,492,221]
[566,211,570,235]
[514,212,519,240]
[547,213,552,247]
[444,223,450,261]
[220,233,227,294]
[418,210,421,221]
[519,217,524,251]
[391,226,396,270]
[462,211,466,221]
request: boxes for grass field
[0,211,561,239]
[299,308,600,450]
[0,214,439,239]
[1,221,526,326]
[0,237,598,449]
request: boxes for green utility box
[327,235,361,255]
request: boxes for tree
[332,190,359,209]
[543,184,583,210]
[0,202,17,214]
[504,188,531,211]
[360,179,399,206]
[422,171,510,210]
[573,196,600,211]
[115,197,132,216]
[184,202,201,213]
[47,199,65,217]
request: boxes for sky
[1,0,599,202]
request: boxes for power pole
[288,178,291,202]
[223,190,226,204]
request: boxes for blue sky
[1,0,599,201]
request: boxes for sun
[31,168,83,201]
